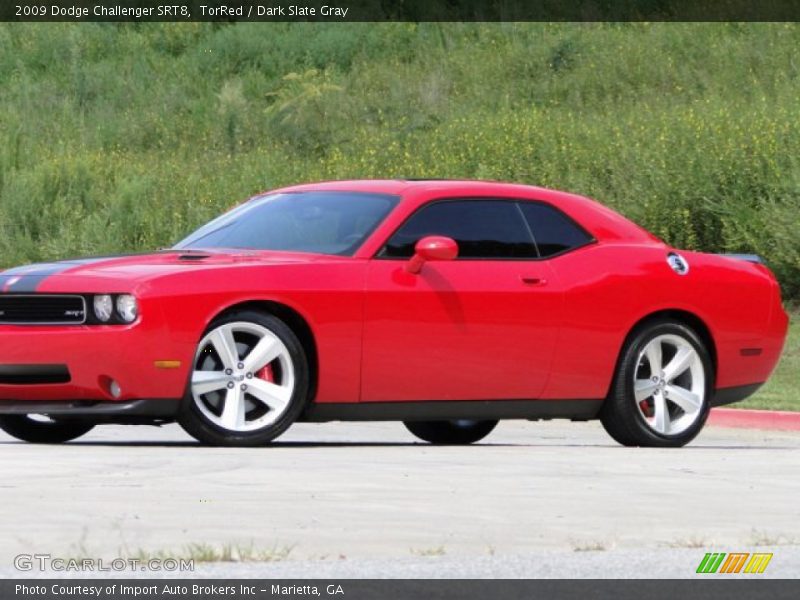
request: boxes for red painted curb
[707,408,800,431]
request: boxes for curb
[708,408,800,431]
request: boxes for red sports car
[0,180,788,447]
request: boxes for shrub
[0,22,798,297]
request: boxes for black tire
[600,319,713,448]
[178,310,310,447]
[0,415,94,444]
[404,420,498,445]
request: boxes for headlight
[116,295,138,323]
[93,295,114,322]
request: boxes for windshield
[174,191,398,256]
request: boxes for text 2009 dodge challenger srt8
[0,180,788,447]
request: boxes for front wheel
[404,420,498,445]
[178,311,310,447]
[0,415,94,444]
[601,320,713,448]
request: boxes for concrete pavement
[0,420,798,578]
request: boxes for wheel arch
[210,300,319,402]
[610,308,718,396]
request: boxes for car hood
[0,249,334,293]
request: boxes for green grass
[0,23,797,410]
[738,312,799,411]
[0,23,798,296]
[68,542,294,564]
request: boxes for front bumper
[0,321,194,407]
[0,399,180,420]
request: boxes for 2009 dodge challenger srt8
[0,180,788,447]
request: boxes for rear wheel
[404,420,498,445]
[601,320,712,447]
[0,415,94,444]
[178,311,309,447]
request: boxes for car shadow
[0,440,795,449]
[64,440,519,448]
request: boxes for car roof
[274,178,570,197]
[269,179,659,245]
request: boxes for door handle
[520,276,547,286]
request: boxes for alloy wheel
[191,321,295,432]
[633,333,705,436]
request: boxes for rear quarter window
[518,202,593,257]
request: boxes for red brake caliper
[255,364,275,383]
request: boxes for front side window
[175,191,398,256]
[381,200,537,259]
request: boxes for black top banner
[3,0,800,22]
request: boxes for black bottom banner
[3,580,800,600]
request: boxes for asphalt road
[0,420,798,578]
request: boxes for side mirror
[405,236,458,274]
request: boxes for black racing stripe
[1,254,137,275]
[61,252,151,262]
[0,263,62,276]
[0,253,144,293]
[3,264,74,292]
[0,257,113,293]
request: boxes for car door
[361,198,563,402]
